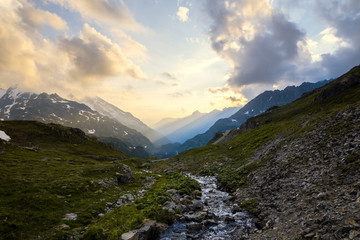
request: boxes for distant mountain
[179,80,330,152]
[0,88,155,152]
[153,111,206,138]
[154,107,240,143]
[83,97,170,146]
[154,79,330,157]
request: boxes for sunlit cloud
[46,0,145,31]
[177,6,189,22]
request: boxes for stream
[159,175,254,240]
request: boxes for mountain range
[155,79,330,157]
[153,107,240,144]
[0,88,155,155]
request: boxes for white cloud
[177,6,189,22]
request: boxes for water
[159,175,253,240]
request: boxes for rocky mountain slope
[179,80,330,152]
[83,97,170,146]
[0,88,155,152]
[151,65,360,239]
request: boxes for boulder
[117,164,134,184]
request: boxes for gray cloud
[206,0,307,87]
[59,24,146,82]
[161,72,177,80]
[316,0,360,77]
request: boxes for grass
[0,121,199,240]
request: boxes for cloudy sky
[0,0,359,125]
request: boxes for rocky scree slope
[150,65,360,239]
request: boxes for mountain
[0,88,5,98]
[154,107,240,144]
[83,97,170,146]
[0,88,155,152]
[178,79,330,152]
[153,110,206,138]
[152,64,360,239]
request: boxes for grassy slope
[0,121,199,239]
[150,65,360,191]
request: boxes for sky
[0,0,359,126]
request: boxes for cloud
[169,91,191,98]
[207,85,248,107]
[161,72,177,80]
[206,0,309,87]
[0,0,68,89]
[0,0,147,95]
[177,6,189,22]
[111,28,148,62]
[59,24,147,83]
[18,2,68,31]
[315,0,360,77]
[47,0,144,30]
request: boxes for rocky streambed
[159,175,253,240]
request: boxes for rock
[121,231,138,240]
[184,211,207,222]
[175,204,187,213]
[155,222,168,234]
[349,230,360,239]
[121,220,158,240]
[187,222,202,231]
[190,200,203,211]
[304,232,315,238]
[192,190,202,199]
[62,213,77,221]
[166,189,177,195]
[116,164,134,184]
[231,203,241,213]
[58,224,70,230]
[137,220,157,240]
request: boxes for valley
[0,65,360,239]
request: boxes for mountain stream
[159,175,253,240]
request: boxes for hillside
[0,121,199,239]
[151,65,360,239]
[0,89,155,153]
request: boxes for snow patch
[88,129,95,134]
[0,130,11,141]
[244,111,249,115]
[124,131,128,136]
[231,119,237,122]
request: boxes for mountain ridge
[83,96,170,146]
[0,88,155,152]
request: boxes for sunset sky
[0,0,359,125]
